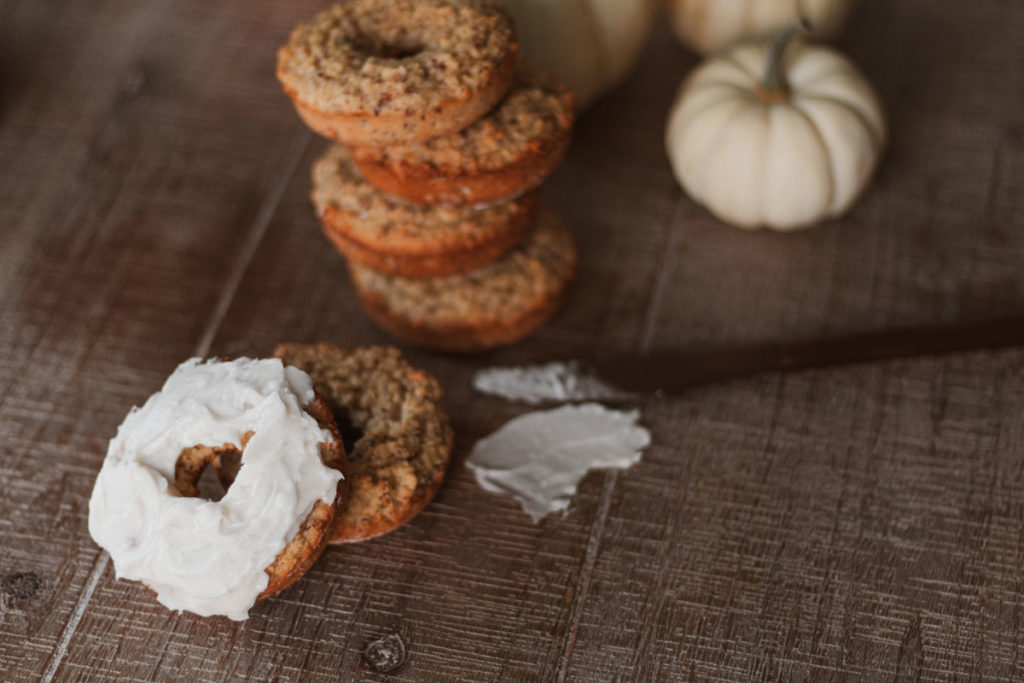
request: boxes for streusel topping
[354,72,573,172]
[312,144,534,249]
[278,0,515,115]
[350,205,576,321]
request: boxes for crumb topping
[351,205,576,322]
[274,345,452,487]
[312,144,534,250]
[353,72,574,173]
[278,0,515,115]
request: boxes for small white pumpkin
[499,0,653,110]
[666,0,856,55]
[664,23,886,231]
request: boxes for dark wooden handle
[592,316,1024,393]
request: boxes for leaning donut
[349,71,575,206]
[311,143,538,278]
[276,0,517,146]
[273,344,454,543]
[88,357,348,621]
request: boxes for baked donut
[88,358,348,620]
[349,204,577,352]
[313,144,536,278]
[277,0,517,146]
[350,71,574,206]
[273,344,454,543]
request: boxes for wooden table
[3,1,1023,680]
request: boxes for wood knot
[2,571,44,605]
[364,633,406,673]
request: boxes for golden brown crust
[282,51,516,146]
[273,345,454,543]
[313,144,537,277]
[334,456,446,542]
[258,394,348,599]
[347,204,577,352]
[277,1,515,110]
[277,0,519,149]
[351,134,569,206]
[355,281,565,352]
[319,200,534,278]
[177,393,349,602]
[258,497,337,600]
[348,73,574,205]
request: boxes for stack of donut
[277,0,578,352]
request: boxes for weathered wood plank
[563,1,1024,679]
[564,352,1024,681]
[0,0,314,679]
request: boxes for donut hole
[195,459,229,502]
[338,421,365,456]
[323,399,365,456]
[174,433,252,501]
[349,16,431,62]
[214,449,242,494]
[352,33,425,61]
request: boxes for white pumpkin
[664,24,886,231]
[499,0,653,110]
[666,0,857,55]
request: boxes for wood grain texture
[559,2,1024,680]
[0,0,1022,680]
[0,0,312,678]
[565,352,1024,680]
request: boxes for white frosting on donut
[88,357,343,621]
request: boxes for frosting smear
[473,361,630,405]
[466,403,650,522]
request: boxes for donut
[87,358,348,620]
[272,344,454,543]
[276,0,517,147]
[348,203,577,352]
[312,144,536,278]
[350,71,575,206]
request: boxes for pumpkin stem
[759,19,811,103]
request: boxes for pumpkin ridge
[795,93,884,151]
[788,103,837,214]
[798,79,885,141]
[759,106,778,223]
[788,48,861,88]
[691,100,753,202]
[755,104,772,222]
[799,65,866,90]
[721,49,762,83]
[675,86,752,132]
[797,96,885,215]
[691,58,759,92]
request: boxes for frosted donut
[276,0,517,146]
[87,358,348,621]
